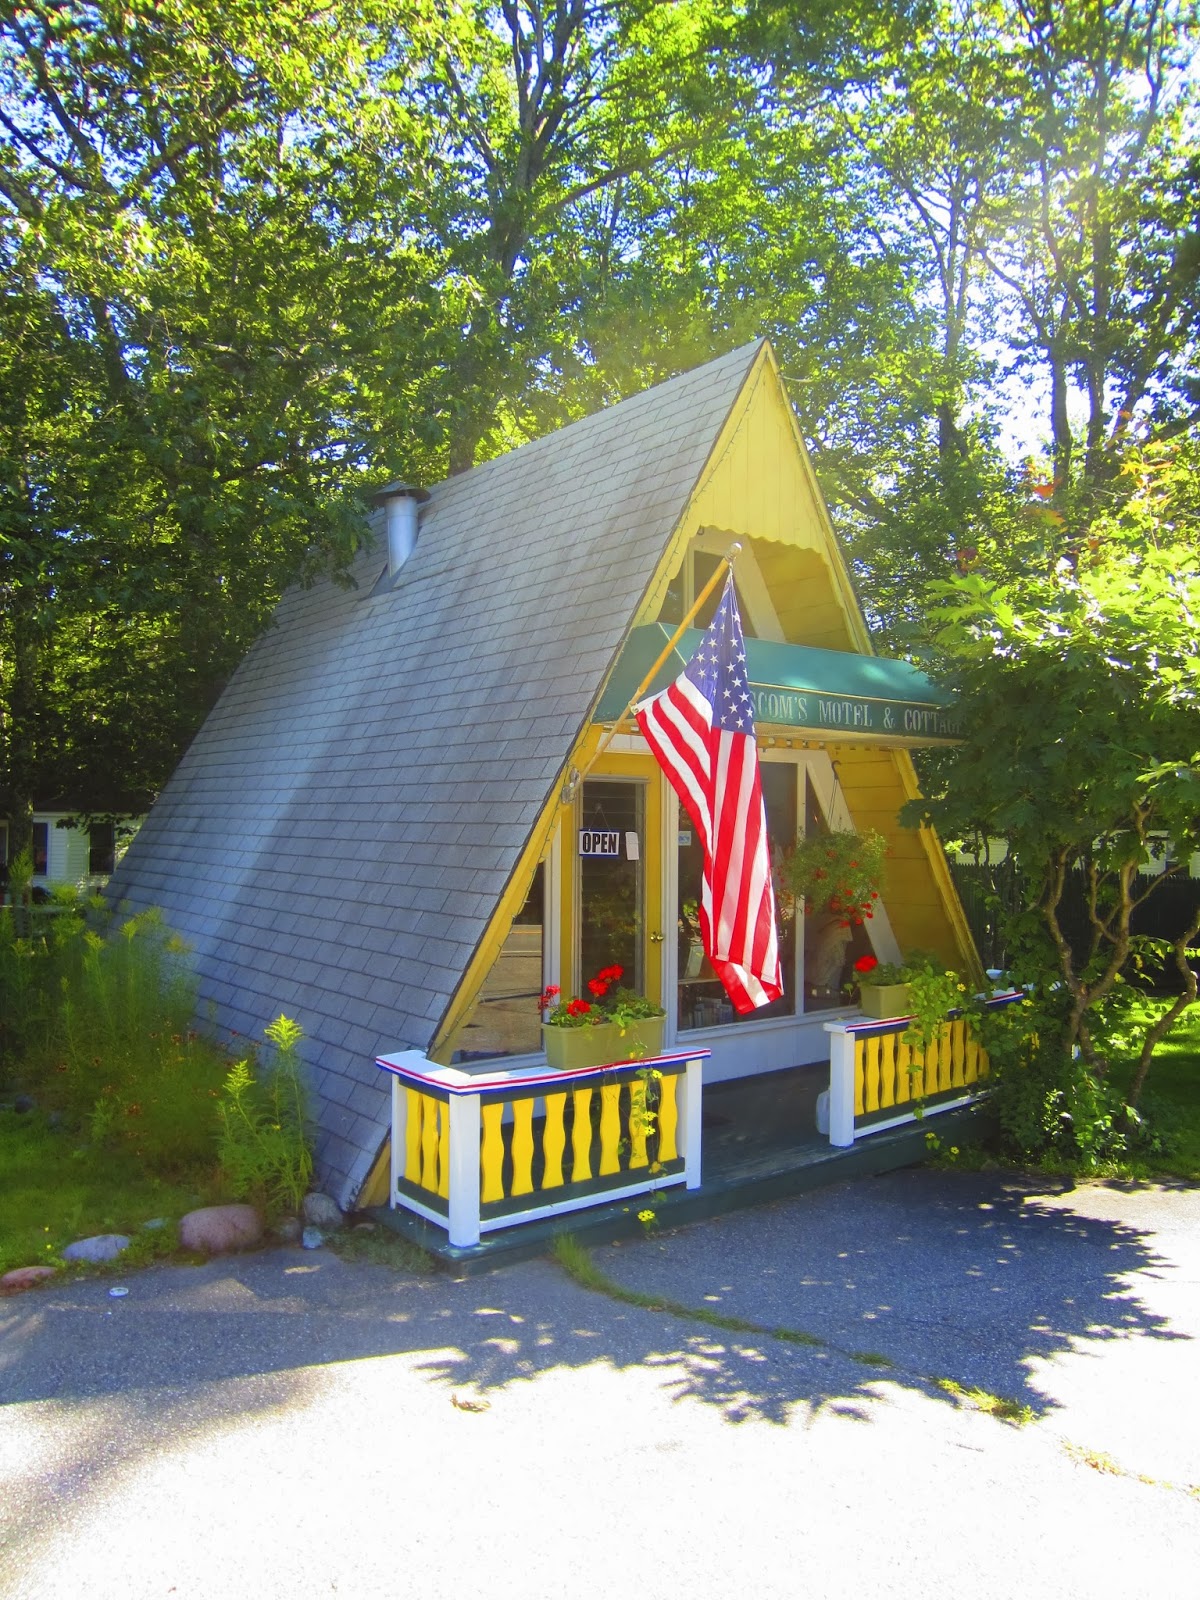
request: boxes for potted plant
[853,952,968,1048]
[538,965,666,1070]
[778,828,887,927]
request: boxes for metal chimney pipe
[370,481,429,577]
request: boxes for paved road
[2,1169,1198,1600]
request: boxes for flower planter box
[858,982,913,1020]
[542,1016,665,1071]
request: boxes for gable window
[31,822,49,877]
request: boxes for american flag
[635,576,783,1013]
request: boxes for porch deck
[369,1063,993,1273]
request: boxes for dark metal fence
[948,859,1200,987]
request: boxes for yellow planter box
[858,982,913,1020]
[542,1016,665,1070]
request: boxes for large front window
[675,758,871,1031]
[450,864,545,1063]
[676,763,796,1029]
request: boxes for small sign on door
[579,829,621,856]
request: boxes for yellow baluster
[865,1035,882,1113]
[404,1088,423,1183]
[951,1020,966,1088]
[965,1031,980,1084]
[599,1083,622,1175]
[880,1032,896,1108]
[628,1078,649,1169]
[436,1100,450,1198]
[854,1039,866,1117]
[939,1024,953,1092]
[657,1073,679,1164]
[571,1087,593,1181]
[978,1044,991,1080]
[894,1037,910,1103]
[542,1093,567,1189]
[420,1094,440,1192]
[511,1098,535,1196]
[480,1102,505,1203]
[910,1040,926,1100]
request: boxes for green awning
[595,625,960,745]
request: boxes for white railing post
[680,1056,704,1189]
[447,1093,482,1247]
[825,1023,857,1147]
[390,1076,405,1208]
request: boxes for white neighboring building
[0,812,135,896]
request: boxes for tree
[377,0,757,471]
[907,439,1200,1120]
[0,0,435,827]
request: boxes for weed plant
[216,1015,313,1218]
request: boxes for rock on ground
[302,1192,344,1230]
[178,1206,263,1255]
[1,1265,58,1293]
[62,1235,131,1264]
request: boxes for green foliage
[216,1016,313,1218]
[909,442,1200,1112]
[0,898,229,1169]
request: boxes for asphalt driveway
[2,1169,1198,1599]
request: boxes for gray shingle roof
[108,342,764,1206]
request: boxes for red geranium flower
[854,954,879,975]
[567,998,592,1016]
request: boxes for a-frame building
[110,340,976,1211]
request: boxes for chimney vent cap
[370,480,430,507]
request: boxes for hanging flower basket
[778,828,887,926]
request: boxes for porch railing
[375,1048,708,1247]
[823,991,1025,1147]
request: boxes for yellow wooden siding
[836,746,979,978]
[751,542,858,651]
[635,345,870,654]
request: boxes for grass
[1110,1004,1200,1181]
[0,903,313,1281]
[0,1107,219,1275]
[324,1224,432,1274]
[935,1377,1035,1425]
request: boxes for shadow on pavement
[1,1169,1190,1437]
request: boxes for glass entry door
[577,778,645,994]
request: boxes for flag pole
[591,542,742,761]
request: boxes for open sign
[579,829,621,856]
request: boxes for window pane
[578,780,643,993]
[89,822,116,876]
[802,776,873,1010]
[677,763,796,1030]
[31,823,48,877]
[450,865,545,1062]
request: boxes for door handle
[649,931,664,944]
